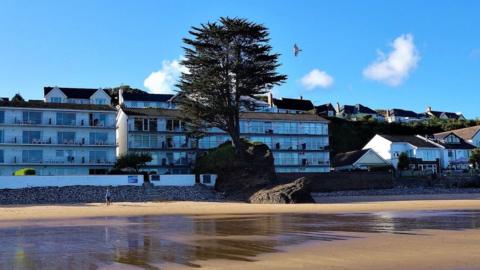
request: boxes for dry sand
[1,193,480,221]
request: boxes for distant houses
[335,103,384,121]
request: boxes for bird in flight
[293,43,302,57]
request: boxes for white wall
[0,175,144,189]
[150,174,195,186]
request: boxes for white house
[119,89,175,109]
[0,99,117,176]
[435,126,480,148]
[429,132,475,170]
[332,148,389,171]
[425,106,465,120]
[363,134,442,172]
[385,109,421,123]
[44,86,112,105]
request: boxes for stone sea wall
[0,185,224,205]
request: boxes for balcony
[2,157,115,166]
[0,137,115,147]
[0,119,115,129]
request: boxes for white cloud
[144,57,188,94]
[363,34,420,86]
[300,69,334,90]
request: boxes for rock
[194,140,276,200]
[248,177,315,204]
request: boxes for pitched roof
[0,100,116,111]
[44,87,103,99]
[341,104,378,115]
[122,108,328,122]
[434,126,480,140]
[389,108,419,118]
[272,98,314,111]
[332,149,370,167]
[428,110,462,119]
[315,103,335,112]
[122,92,174,102]
[433,138,476,150]
[379,134,440,148]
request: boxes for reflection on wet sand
[1,211,480,269]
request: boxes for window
[23,131,41,144]
[0,111,4,123]
[50,97,62,103]
[0,130,3,143]
[56,112,76,126]
[89,151,107,163]
[90,113,107,127]
[22,111,42,124]
[134,118,157,131]
[58,132,76,144]
[56,150,74,162]
[0,149,3,163]
[95,99,107,105]
[22,150,43,163]
[90,132,108,145]
[166,119,184,131]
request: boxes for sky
[0,0,479,118]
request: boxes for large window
[89,151,107,163]
[0,130,3,143]
[23,131,41,144]
[166,135,188,148]
[57,132,76,144]
[166,119,184,131]
[56,150,74,162]
[56,112,76,126]
[22,150,43,163]
[0,149,3,163]
[90,132,108,145]
[22,111,42,124]
[0,111,4,124]
[90,113,107,127]
[95,99,107,105]
[50,97,62,103]
[134,118,157,131]
[166,152,188,165]
[131,134,159,148]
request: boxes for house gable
[44,87,67,103]
[354,149,388,166]
[90,89,112,105]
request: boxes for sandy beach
[1,193,480,221]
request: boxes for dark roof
[435,126,480,141]
[434,139,476,150]
[341,104,378,115]
[44,87,101,99]
[122,108,328,122]
[122,92,174,102]
[428,110,462,119]
[379,134,440,148]
[272,98,314,111]
[389,109,419,118]
[315,103,335,112]
[0,100,116,111]
[332,149,370,167]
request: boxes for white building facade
[117,107,330,174]
[0,101,117,176]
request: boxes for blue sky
[0,0,479,118]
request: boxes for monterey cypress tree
[177,17,287,152]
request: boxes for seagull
[293,43,302,57]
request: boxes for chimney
[300,96,303,100]
[336,102,340,113]
[426,106,432,112]
[118,88,124,105]
[267,92,273,107]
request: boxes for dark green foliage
[329,117,479,156]
[397,152,410,170]
[11,93,25,102]
[177,17,287,150]
[114,153,152,173]
[470,149,480,169]
[107,85,148,106]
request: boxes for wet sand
[176,229,480,270]
[1,193,480,222]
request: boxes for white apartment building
[117,106,330,174]
[0,98,117,176]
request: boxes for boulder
[248,177,315,204]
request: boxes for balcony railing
[4,157,115,165]
[0,119,115,129]
[0,138,115,147]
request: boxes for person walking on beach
[105,188,112,206]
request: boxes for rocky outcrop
[248,177,315,204]
[195,140,276,200]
